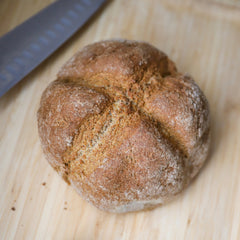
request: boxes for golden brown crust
[37,39,210,212]
[37,79,110,182]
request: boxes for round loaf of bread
[37,39,210,213]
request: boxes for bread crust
[37,40,210,212]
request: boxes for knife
[0,0,106,97]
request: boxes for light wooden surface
[0,0,240,239]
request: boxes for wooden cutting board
[0,0,240,239]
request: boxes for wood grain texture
[0,0,240,239]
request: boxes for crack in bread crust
[38,39,211,212]
[37,79,112,182]
[60,77,190,182]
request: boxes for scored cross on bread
[37,40,210,213]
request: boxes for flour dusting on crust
[37,40,211,213]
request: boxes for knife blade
[0,0,106,97]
